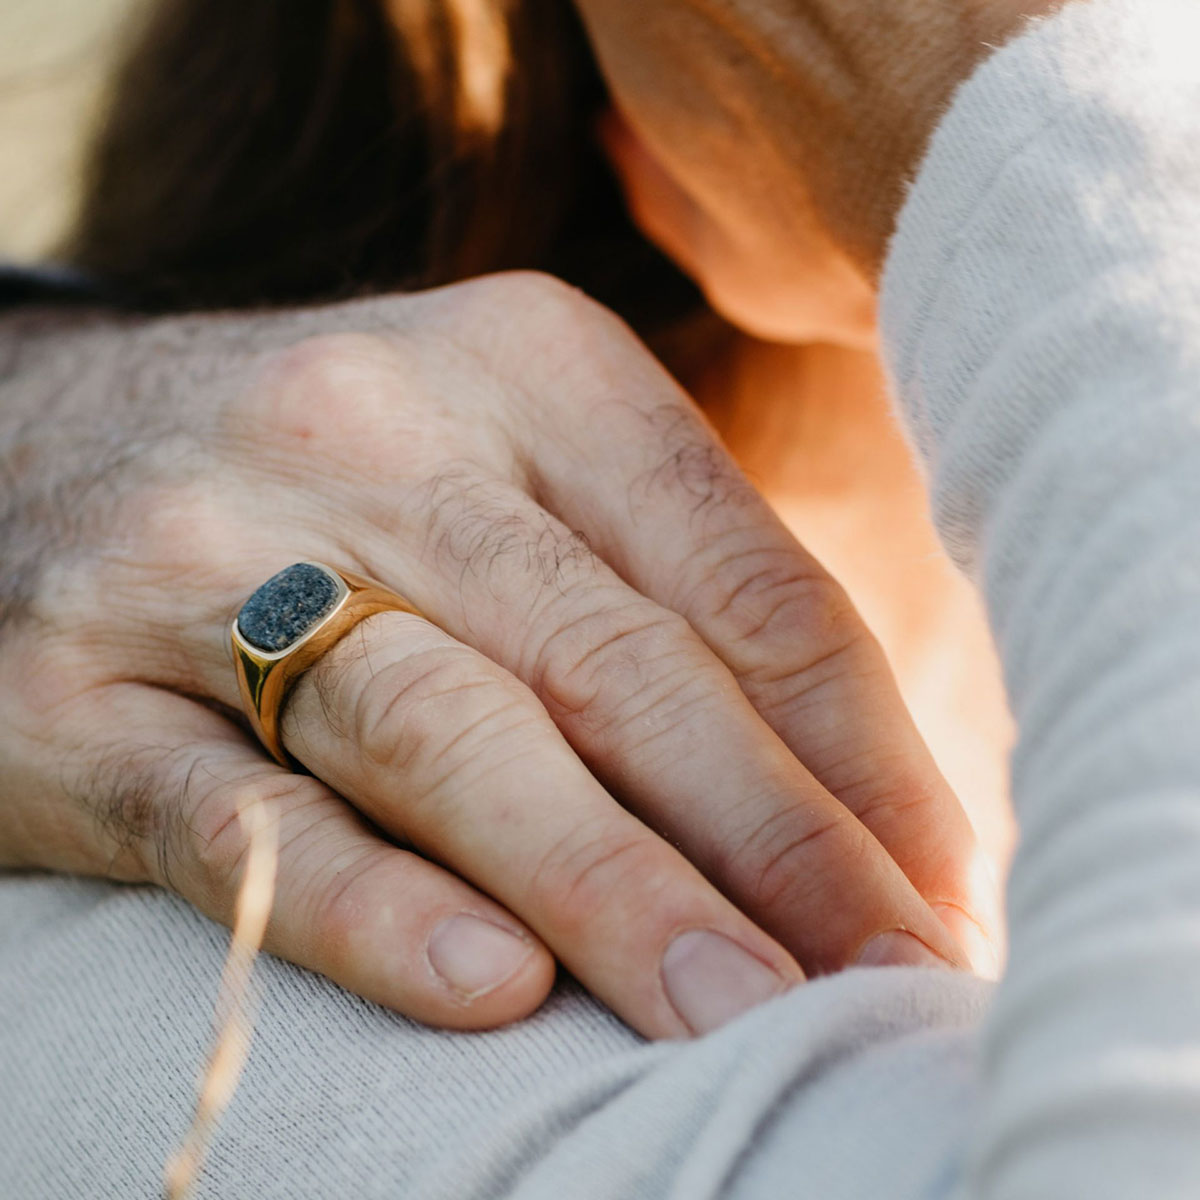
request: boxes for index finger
[512,305,998,970]
[338,477,969,977]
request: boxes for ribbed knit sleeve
[881,2,1200,1195]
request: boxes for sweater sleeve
[880,1,1200,1196]
[7,5,1200,1199]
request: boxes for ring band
[232,561,424,767]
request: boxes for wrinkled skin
[0,275,994,1038]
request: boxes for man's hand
[575,0,1063,341]
[0,276,992,1038]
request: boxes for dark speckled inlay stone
[237,563,340,652]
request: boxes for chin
[702,270,879,350]
[711,292,880,351]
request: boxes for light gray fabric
[5,0,1200,1195]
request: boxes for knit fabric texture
[5,1,1200,1195]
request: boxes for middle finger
[280,608,804,1038]
[342,478,966,976]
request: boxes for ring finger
[341,479,968,975]
[278,607,806,1039]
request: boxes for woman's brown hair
[66,0,702,335]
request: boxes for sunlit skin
[693,337,1016,894]
[578,0,1062,936]
[607,115,1016,944]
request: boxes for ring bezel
[231,562,423,767]
[233,562,352,661]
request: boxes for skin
[0,0,1061,1039]
[0,276,989,1042]
[694,337,1016,890]
[576,0,1066,339]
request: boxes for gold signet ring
[232,561,424,767]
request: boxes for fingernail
[427,914,534,999]
[662,930,790,1036]
[856,930,955,970]
[933,903,1001,979]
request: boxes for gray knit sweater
[4,1,1200,1195]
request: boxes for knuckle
[636,411,756,515]
[299,841,396,961]
[239,332,403,456]
[48,476,249,673]
[694,542,868,682]
[465,270,596,325]
[421,475,598,602]
[445,271,633,388]
[527,819,673,940]
[67,740,228,893]
[112,478,239,586]
[531,603,701,734]
[81,743,181,883]
[3,637,102,724]
[183,771,299,913]
[849,769,943,840]
[721,803,857,917]
[259,332,395,403]
[353,646,541,792]
[182,793,249,910]
[302,844,386,964]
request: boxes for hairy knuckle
[635,415,754,516]
[67,740,219,892]
[81,745,183,882]
[422,476,598,601]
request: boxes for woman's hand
[0,275,993,1038]
[575,0,1063,342]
